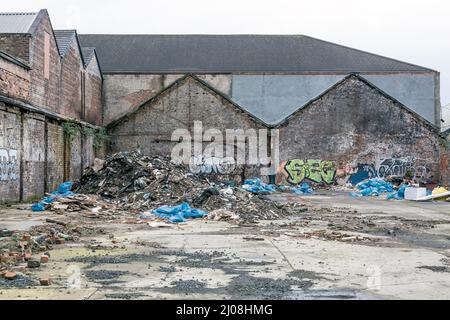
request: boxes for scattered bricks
[10,252,21,262]
[11,264,27,273]
[24,252,32,261]
[39,278,51,286]
[4,271,17,280]
[40,255,49,263]
[27,260,41,268]
[22,233,31,241]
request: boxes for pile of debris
[77,151,210,209]
[74,151,309,222]
[195,186,307,222]
[45,194,120,218]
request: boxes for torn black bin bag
[193,188,220,206]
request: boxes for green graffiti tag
[285,159,336,185]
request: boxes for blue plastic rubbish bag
[242,178,276,194]
[292,182,314,195]
[350,178,395,198]
[58,182,74,194]
[386,184,409,200]
[150,202,208,223]
[31,202,46,212]
[32,181,75,212]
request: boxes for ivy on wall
[62,119,108,150]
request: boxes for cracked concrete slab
[1,191,450,300]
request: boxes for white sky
[2,0,450,114]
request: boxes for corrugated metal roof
[54,30,76,57]
[0,12,38,33]
[78,34,434,73]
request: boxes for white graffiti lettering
[189,155,236,174]
[0,148,19,181]
[377,157,431,181]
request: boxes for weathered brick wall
[109,76,261,151]
[108,76,262,180]
[0,11,103,126]
[441,146,450,186]
[84,57,102,125]
[0,57,30,101]
[103,74,232,125]
[0,12,104,202]
[103,74,166,125]
[28,14,61,115]
[0,34,30,63]
[60,40,83,119]
[0,104,21,201]
[0,102,103,202]
[46,120,64,191]
[277,76,444,185]
[22,113,46,201]
[82,135,95,171]
[69,132,82,181]
[108,75,445,185]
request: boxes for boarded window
[44,32,50,79]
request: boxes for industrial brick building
[0,9,447,202]
[81,34,445,186]
[0,10,103,202]
[79,34,441,127]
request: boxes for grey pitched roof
[81,47,96,66]
[54,30,77,57]
[0,12,38,33]
[78,34,434,73]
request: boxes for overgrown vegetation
[62,119,80,142]
[92,128,109,150]
[63,119,108,150]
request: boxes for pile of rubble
[45,194,121,218]
[197,187,307,222]
[74,151,307,222]
[77,151,210,210]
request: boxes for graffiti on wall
[189,155,236,174]
[0,148,18,181]
[377,157,429,180]
[279,156,436,186]
[347,157,435,185]
[284,159,336,185]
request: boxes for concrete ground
[1,191,450,300]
